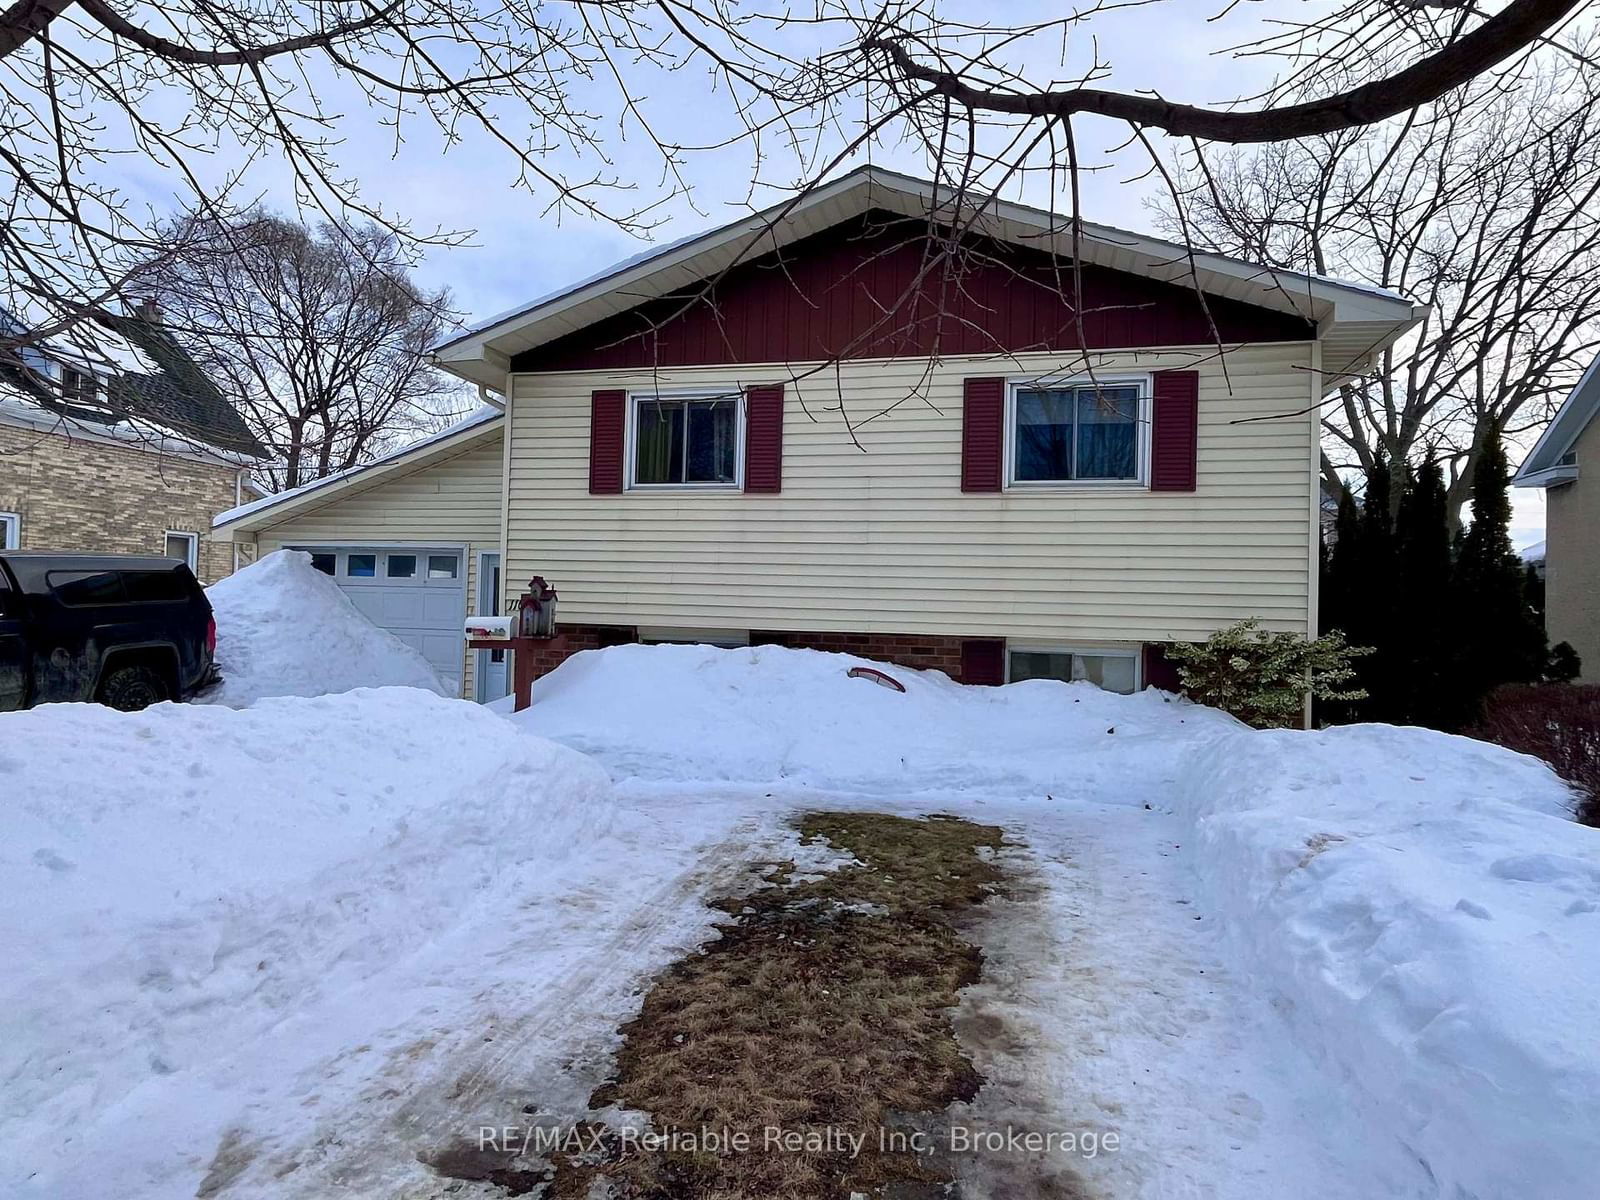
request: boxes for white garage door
[297,546,466,694]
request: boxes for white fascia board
[1515,353,1600,482]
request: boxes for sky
[94,1,1550,548]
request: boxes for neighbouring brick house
[0,304,265,583]
[212,168,1424,700]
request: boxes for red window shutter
[744,384,784,493]
[960,638,1006,686]
[1150,370,1200,492]
[1142,642,1183,692]
[961,377,1005,493]
[589,390,626,494]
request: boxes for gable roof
[434,166,1424,390]
[1513,353,1599,488]
[211,405,503,534]
[1,307,266,458]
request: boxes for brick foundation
[522,625,1168,692]
[521,625,986,683]
[751,630,970,679]
[521,624,636,679]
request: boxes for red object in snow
[847,665,906,693]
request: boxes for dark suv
[0,553,218,712]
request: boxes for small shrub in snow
[1470,683,1600,825]
[1166,619,1368,729]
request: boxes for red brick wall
[523,625,985,682]
[523,624,636,679]
[750,630,968,679]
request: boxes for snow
[1172,724,1598,1199]
[520,641,1236,795]
[1520,538,1547,562]
[5,634,1597,1199]
[201,549,448,705]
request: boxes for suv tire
[98,663,170,712]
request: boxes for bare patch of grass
[547,811,1006,1199]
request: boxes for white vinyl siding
[248,433,504,696]
[504,344,1317,644]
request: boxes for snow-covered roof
[0,384,259,468]
[211,405,503,532]
[434,165,1425,390]
[1514,353,1600,488]
[2,306,266,457]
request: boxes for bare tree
[146,214,465,490]
[1155,43,1600,527]
[0,0,1588,385]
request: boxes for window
[124,570,189,603]
[1009,647,1139,695]
[1010,380,1146,484]
[59,366,98,407]
[386,554,417,579]
[631,394,740,487]
[346,553,376,578]
[49,570,125,606]
[164,531,198,571]
[427,555,458,579]
[0,512,17,550]
[309,553,335,575]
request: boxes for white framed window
[59,366,99,407]
[163,530,198,571]
[627,390,744,490]
[1007,644,1141,695]
[0,512,18,550]
[1006,375,1150,488]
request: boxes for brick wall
[520,624,978,682]
[750,629,968,678]
[0,421,246,583]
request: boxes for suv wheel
[99,664,170,712]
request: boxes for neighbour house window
[164,531,198,571]
[631,394,740,487]
[346,554,376,578]
[1010,381,1145,484]
[0,512,18,550]
[427,555,458,579]
[386,554,417,579]
[309,553,335,575]
[1009,647,1139,695]
[59,366,98,407]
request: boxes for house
[209,167,1423,701]
[1514,356,1600,680]
[1,303,266,583]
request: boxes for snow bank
[1172,723,1599,1199]
[517,642,1235,796]
[0,688,615,1187]
[202,549,447,705]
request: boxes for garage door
[297,546,466,694]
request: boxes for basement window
[630,394,741,487]
[1008,646,1139,694]
[164,531,198,571]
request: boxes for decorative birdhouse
[517,576,559,639]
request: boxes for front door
[476,553,510,703]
